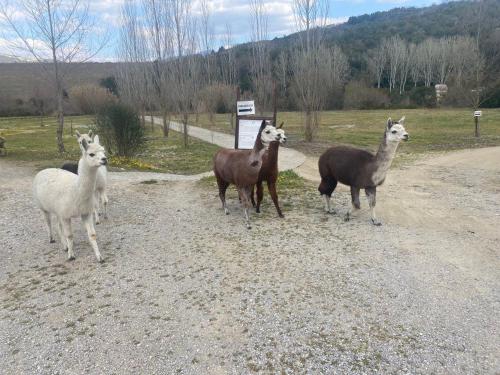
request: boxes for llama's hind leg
[216,176,230,215]
[42,210,55,243]
[344,187,361,222]
[318,176,337,214]
[82,214,102,263]
[365,187,381,226]
[94,191,101,225]
[101,191,108,219]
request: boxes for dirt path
[0,148,499,374]
[150,116,307,172]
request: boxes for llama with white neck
[63,130,109,224]
[33,139,107,262]
[318,117,409,225]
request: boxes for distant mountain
[0,54,22,63]
[265,0,500,74]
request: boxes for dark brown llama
[213,121,281,229]
[318,117,409,225]
[251,124,287,217]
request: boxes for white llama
[75,131,109,224]
[33,139,107,262]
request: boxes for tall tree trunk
[56,93,65,153]
[183,113,189,148]
[304,109,313,142]
[162,111,169,137]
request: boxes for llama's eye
[89,153,95,157]
[265,130,270,134]
[391,130,397,134]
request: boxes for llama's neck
[373,134,400,184]
[249,135,267,165]
[76,160,98,206]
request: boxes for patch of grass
[0,115,219,174]
[198,170,307,195]
[188,108,500,157]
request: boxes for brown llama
[318,117,409,225]
[251,124,287,217]
[213,121,281,229]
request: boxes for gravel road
[1,147,499,374]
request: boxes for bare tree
[367,46,386,89]
[291,0,331,141]
[142,0,174,137]
[0,0,107,152]
[117,0,151,127]
[275,50,289,97]
[435,37,454,84]
[249,0,271,113]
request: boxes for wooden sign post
[234,84,277,149]
[474,110,482,138]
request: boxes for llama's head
[260,124,281,147]
[81,137,107,168]
[75,130,94,154]
[386,117,409,143]
[276,128,287,144]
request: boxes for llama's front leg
[239,187,252,229]
[82,214,103,262]
[365,187,381,226]
[267,181,284,218]
[61,219,75,261]
[57,219,67,251]
[255,182,264,213]
[42,211,55,243]
[344,186,361,222]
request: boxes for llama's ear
[278,122,284,129]
[81,138,89,151]
[88,130,93,138]
[75,130,81,138]
[94,135,100,145]
[398,116,405,125]
[259,120,266,131]
[387,118,393,129]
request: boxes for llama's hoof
[246,225,252,230]
[325,209,336,215]
[224,210,230,215]
[96,256,104,263]
[278,213,285,218]
[256,209,260,213]
[67,255,75,261]
[343,214,350,222]
[50,239,56,243]
[371,219,382,226]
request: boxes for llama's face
[277,129,287,144]
[75,130,94,154]
[81,140,107,168]
[260,125,281,147]
[386,117,409,143]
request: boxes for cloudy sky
[0,0,442,61]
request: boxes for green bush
[344,81,390,109]
[408,86,436,108]
[95,103,145,157]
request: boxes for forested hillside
[1,0,499,117]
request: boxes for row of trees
[367,36,480,94]
[116,0,350,142]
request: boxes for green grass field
[0,116,219,174]
[185,108,500,158]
